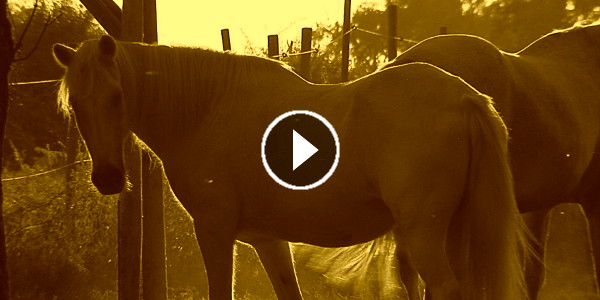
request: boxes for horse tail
[295,232,403,299]
[458,93,531,299]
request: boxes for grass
[2,148,391,299]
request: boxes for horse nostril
[91,165,125,195]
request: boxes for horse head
[53,35,127,195]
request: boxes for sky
[114,0,385,51]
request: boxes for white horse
[385,23,600,299]
[53,35,529,299]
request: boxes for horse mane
[57,38,301,132]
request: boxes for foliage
[280,0,600,82]
[6,0,103,171]
[462,0,600,51]
[3,159,118,299]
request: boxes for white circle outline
[261,110,340,190]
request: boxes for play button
[293,130,318,170]
[262,110,340,190]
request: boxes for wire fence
[271,25,419,59]
[8,25,420,85]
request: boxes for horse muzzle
[91,164,125,195]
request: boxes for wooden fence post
[341,0,351,82]
[72,1,166,299]
[98,0,122,21]
[140,1,168,299]
[268,35,279,59]
[143,0,157,43]
[80,0,122,38]
[387,5,398,61]
[221,29,231,51]
[142,153,167,300]
[118,138,142,300]
[121,0,143,42]
[119,1,144,298]
[299,27,312,80]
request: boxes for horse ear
[99,35,117,59]
[53,43,75,67]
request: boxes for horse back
[385,33,600,211]
[384,35,513,116]
[346,63,480,212]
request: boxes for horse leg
[522,209,548,299]
[578,159,600,289]
[189,205,239,300]
[251,238,303,300]
[403,214,461,300]
[582,199,600,287]
[394,239,421,300]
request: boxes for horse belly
[238,189,395,247]
[510,132,595,212]
[507,62,600,212]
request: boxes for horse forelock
[56,39,126,118]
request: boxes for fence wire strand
[354,27,419,44]
[9,79,60,86]
[2,159,92,182]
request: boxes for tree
[0,0,14,298]
[463,0,600,51]
[6,1,102,170]
[283,0,599,83]
[2,1,107,298]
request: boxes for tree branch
[13,0,39,52]
[13,12,61,63]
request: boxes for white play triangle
[292,130,318,170]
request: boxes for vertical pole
[440,26,447,35]
[141,1,167,299]
[299,27,312,80]
[143,0,157,43]
[341,0,351,82]
[120,1,143,299]
[221,29,231,51]
[387,5,398,61]
[142,154,167,300]
[0,1,13,298]
[63,119,80,213]
[121,0,143,42]
[118,139,142,300]
[268,35,279,59]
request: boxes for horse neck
[115,42,308,157]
